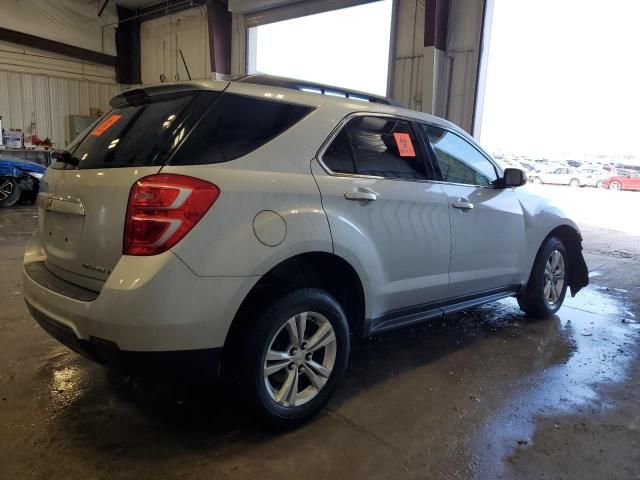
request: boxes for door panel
[441,184,525,297]
[311,161,451,317]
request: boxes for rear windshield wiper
[52,150,79,167]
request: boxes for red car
[601,172,640,191]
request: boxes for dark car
[0,157,47,207]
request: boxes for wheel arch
[530,224,589,298]
[221,251,366,377]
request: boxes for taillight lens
[124,174,220,256]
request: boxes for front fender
[516,186,589,296]
[0,166,21,177]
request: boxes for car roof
[114,75,475,146]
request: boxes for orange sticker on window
[393,132,416,157]
[91,114,122,136]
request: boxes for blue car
[0,156,47,207]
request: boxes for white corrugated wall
[140,7,211,85]
[391,0,425,112]
[390,0,485,133]
[0,70,124,149]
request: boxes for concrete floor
[1,201,639,479]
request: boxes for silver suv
[23,76,588,425]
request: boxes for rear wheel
[0,177,21,207]
[533,177,543,184]
[596,180,603,188]
[240,288,349,427]
[518,237,569,318]
[569,178,580,187]
[609,180,622,190]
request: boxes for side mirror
[498,168,527,188]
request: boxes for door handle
[345,189,378,202]
[452,200,474,210]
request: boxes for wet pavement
[1,205,639,479]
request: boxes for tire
[0,177,21,207]
[609,180,622,190]
[518,237,569,319]
[533,177,543,184]
[240,288,350,427]
[569,178,580,187]
[596,180,603,189]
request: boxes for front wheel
[241,288,350,427]
[518,237,569,318]
[596,180,603,188]
[609,180,622,190]
[0,177,21,207]
[569,178,580,187]
[532,177,543,184]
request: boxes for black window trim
[316,112,436,183]
[417,122,504,189]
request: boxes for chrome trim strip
[37,193,86,216]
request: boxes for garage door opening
[478,0,640,234]
[246,0,393,96]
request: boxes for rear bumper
[23,233,257,355]
[26,299,222,374]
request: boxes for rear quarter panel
[161,103,352,277]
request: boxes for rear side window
[61,93,195,169]
[323,116,430,180]
[170,94,313,165]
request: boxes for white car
[531,167,589,187]
[580,167,609,188]
[23,76,589,425]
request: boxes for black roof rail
[236,74,403,107]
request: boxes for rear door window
[322,128,356,174]
[170,94,313,165]
[322,116,431,180]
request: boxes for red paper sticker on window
[91,114,122,136]
[393,132,416,157]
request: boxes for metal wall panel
[0,69,122,149]
[391,0,425,110]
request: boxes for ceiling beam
[207,0,231,75]
[0,27,116,66]
[134,0,207,23]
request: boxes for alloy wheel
[263,311,337,407]
[543,250,565,305]
[0,178,14,201]
[609,181,622,190]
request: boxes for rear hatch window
[55,92,199,170]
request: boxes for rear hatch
[38,83,226,291]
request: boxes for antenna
[179,49,192,81]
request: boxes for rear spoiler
[110,82,229,108]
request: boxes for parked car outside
[530,167,589,187]
[601,171,640,191]
[0,156,47,207]
[580,167,610,188]
[22,76,589,425]
[518,161,537,173]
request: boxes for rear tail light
[124,174,220,256]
